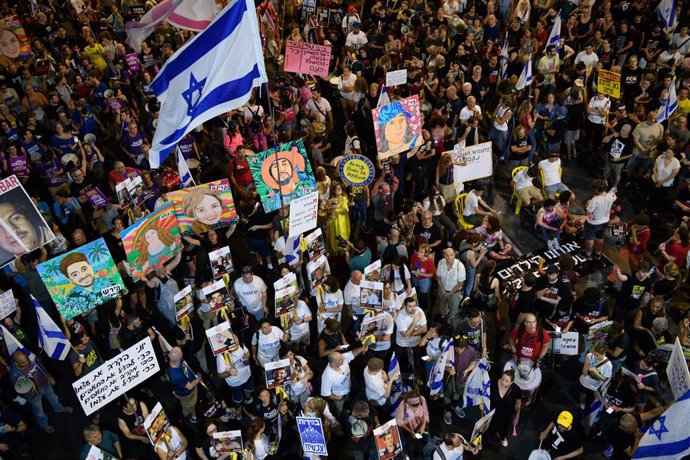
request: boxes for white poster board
[552,332,579,356]
[0,290,16,319]
[72,337,160,416]
[385,69,408,87]
[470,408,495,443]
[666,337,690,401]
[453,142,493,191]
[288,191,319,238]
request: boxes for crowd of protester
[0,0,689,459]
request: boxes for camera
[336,236,348,249]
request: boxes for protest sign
[552,332,579,355]
[115,179,133,207]
[85,445,117,460]
[305,228,326,261]
[470,409,495,444]
[73,337,159,416]
[296,417,328,456]
[597,70,621,99]
[316,7,329,27]
[144,402,171,446]
[360,280,383,310]
[174,285,194,322]
[0,290,16,319]
[374,419,402,460]
[364,259,381,281]
[275,284,298,317]
[0,16,32,62]
[586,320,613,342]
[38,238,125,320]
[284,40,331,78]
[385,69,408,87]
[359,314,386,340]
[121,202,182,281]
[248,139,317,213]
[214,430,243,453]
[666,337,690,401]
[167,179,238,236]
[339,154,375,188]
[203,279,234,312]
[209,246,234,279]
[205,321,236,356]
[0,175,55,265]
[452,140,466,162]
[453,142,493,189]
[288,191,319,238]
[302,0,316,17]
[82,187,111,209]
[274,271,299,293]
[307,254,328,290]
[8,155,29,179]
[125,53,141,72]
[373,96,424,161]
[265,358,292,389]
[125,176,150,208]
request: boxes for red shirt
[229,156,254,188]
[661,241,690,267]
[510,326,550,361]
[108,167,140,184]
[409,253,436,281]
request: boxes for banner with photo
[203,279,234,313]
[167,179,238,236]
[364,260,381,282]
[265,358,292,389]
[0,175,54,266]
[174,285,194,322]
[37,238,125,320]
[305,228,326,262]
[307,254,328,290]
[0,15,32,63]
[360,280,383,310]
[359,314,386,341]
[275,284,298,317]
[121,202,182,281]
[248,139,317,213]
[205,321,236,356]
[373,96,423,161]
[209,246,234,279]
[374,418,402,460]
[213,430,243,454]
[144,402,171,447]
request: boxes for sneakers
[461,297,471,309]
[500,437,508,447]
[546,239,555,251]
[453,406,466,418]
[552,239,562,250]
[444,411,453,425]
[603,445,614,458]
[190,415,198,424]
[42,425,56,434]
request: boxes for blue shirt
[167,364,195,396]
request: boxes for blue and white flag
[500,36,509,80]
[377,83,391,108]
[583,398,604,435]
[1,324,35,360]
[33,296,71,360]
[149,0,267,167]
[296,417,328,456]
[428,338,453,397]
[516,55,533,91]
[657,78,678,123]
[547,13,562,50]
[388,352,403,416]
[463,358,491,414]
[633,389,690,459]
[176,147,195,188]
[657,0,678,34]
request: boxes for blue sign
[296,416,328,456]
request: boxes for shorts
[563,129,580,143]
[583,221,607,240]
[518,185,542,203]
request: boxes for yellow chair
[539,165,562,199]
[454,193,475,229]
[510,166,529,214]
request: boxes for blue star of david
[648,416,670,441]
[482,379,491,396]
[181,73,206,116]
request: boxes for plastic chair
[454,193,475,229]
[539,165,562,198]
[510,166,529,214]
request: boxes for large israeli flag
[1,324,35,360]
[657,0,678,34]
[428,338,453,397]
[547,13,561,50]
[149,0,267,167]
[633,389,690,459]
[657,78,678,123]
[33,296,71,360]
[388,352,403,416]
[463,358,491,414]
[516,55,533,91]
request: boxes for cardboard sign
[205,321,235,356]
[73,337,159,416]
[288,191,319,238]
[339,154,375,187]
[552,331,579,355]
[307,254,328,290]
[284,40,331,78]
[82,186,111,209]
[470,409,495,444]
[666,337,690,401]
[597,70,621,99]
[125,53,140,72]
[0,290,16,319]
[85,445,117,460]
[373,96,424,161]
[144,402,171,447]
[316,7,329,27]
[385,69,408,87]
[209,246,234,279]
[0,15,32,61]
[359,313,386,339]
[586,320,613,342]
[203,279,234,312]
[364,259,381,281]
[275,284,298,317]
[360,280,383,310]
[213,430,243,453]
[453,142,493,188]
[174,285,194,321]
[265,358,291,389]
[297,417,328,456]
[305,228,326,261]
[374,419,402,460]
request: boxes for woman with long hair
[435,151,461,202]
[472,215,513,261]
[486,369,521,447]
[422,185,458,238]
[517,100,537,161]
[380,255,413,296]
[135,224,178,270]
[245,418,271,460]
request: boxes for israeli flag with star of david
[148,0,267,168]
[633,389,690,459]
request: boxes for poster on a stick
[284,40,331,78]
[288,191,319,238]
[666,337,690,401]
[372,96,424,161]
[296,417,328,456]
[453,142,493,191]
[0,290,16,319]
[385,69,408,87]
[167,179,238,236]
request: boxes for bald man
[508,314,550,365]
[166,347,202,423]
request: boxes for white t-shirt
[655,155,681,187]
[343,280,362,315]
[345,31,368,50]
[233,276,267,313]
[586,191,616,225]
[432,443,465,460]
[290,355,310,396]
[436,258,466,291]
[289,300,312,340]
[252,326,284,366]
[305,97,332,124]
[574,51,599,70]
[513,168,534,190]
[321,351,354,397]
[318,289,343,333]
[538,159,561,186]
[365,311,394,351]
[217,344,251,387]
[672,33,690,54]
[338,73,358,100]
[579,354,613,391]
[364,369,388,405]
[492,105,511,131]
[463,190,480,216]
[459,105,482,121]
[587,96,610,124]
[395,307,427,347]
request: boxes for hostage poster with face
[0,16,32,63]
[372,96,423,161]
[37,238,125,320]
[248,139,317,213]
[167,179,238,236]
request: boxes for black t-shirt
[621,68,643,100]
[543,423,583,457]
[607,135,633,163]
[607,332,631,361]
[566,102,586,130]
[469,76,489,101]
[70,177,95,198]
[514,288,537,314]
[509,136,530,160]
[617,274,651,310]
[490,381,520,415]
[573,298,606,333]
[413,222,443,250]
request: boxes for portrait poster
[115,178,133,207]
[0,289,16,319]
[296,417,328,456]
[359,280,383,310]
[37,238,125,320]
[470,409,495,444]
[167,179,238,236]
[0,16,32,62]
[364,260,381,282]
[274,272,300,294]
[174,285,194,322]
[205,321,236,356]
[144,402,171,447]
[202,279,234,313]
[305,228,326,262]
[125,175,151,208]
[121,202,182,281]
[359,314,386,340]
[248,139,317,213]
[265,358,292,389]
[275,284,298,317]
[372,96,423,161]
[307,254,328,290]
[209,246,234,279]
[374,419,402,460]
[0,175,55,265]
[85,445,117,460]
[586,320,613,342]
[213,430,243,454]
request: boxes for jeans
[627,155,652,174]
[28,384,64,427]
[351,200,367,226]
[544,182,570,198]
[464,267,476,297]
[490,126,509,160]
[228,377,255,404]
[412,277,431,312]
[438,287,463,319]
[538,218,563,242]
[527,129,537,161]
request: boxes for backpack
[248,106,262,132]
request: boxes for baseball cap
[557,411,573,428]
[347,4,357,13]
